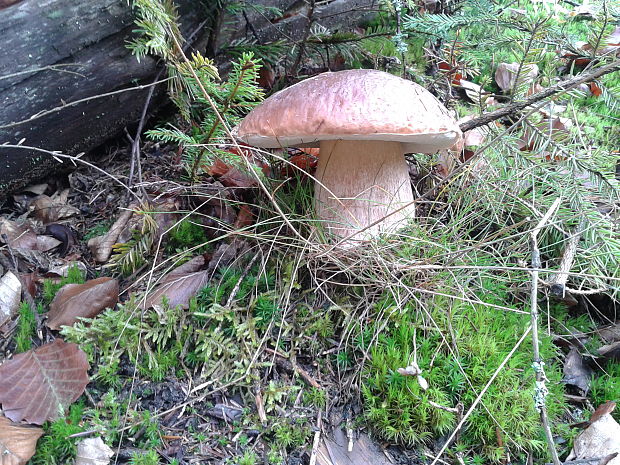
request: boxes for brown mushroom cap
[236,69,462,152]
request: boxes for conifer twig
[529,197,562,465]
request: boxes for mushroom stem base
[315,140,415,242]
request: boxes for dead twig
[548,218,587,297]
[529,197,562,465]
[460,59,620,132]
[308,410,322,465]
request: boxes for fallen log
[0,0,378,195]
[0,0,212,194]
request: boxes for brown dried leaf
[46,277,119,330]
[234,205,255,229]
[567,403,620,465]
[142,255,208,310]
[0,272,21,330]
[19,272,38,297]
[0,415,44,465]
[30,193,79,224]
[0,339,90,424]
[88,207,135,263]
[74,437,114,465]
[563,347,592,395]
[458,79,490,105]
[0,218,60,252]
[495,62,539,92]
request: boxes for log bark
[0,0,212,194]
[0,0,378,195]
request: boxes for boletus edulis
[236,69,462,243]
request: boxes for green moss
[15,302,41,353]
[590,361,620,420]
[167,218,209,252]
[362,282,565,462]
[42,264,86,305]
[30,403,86,465]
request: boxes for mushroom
[236,69,462,242]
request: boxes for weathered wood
[0,0,212,194]
[0,0,378,195]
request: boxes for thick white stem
[314,140,415,242]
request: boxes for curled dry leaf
[458,79,490,105]
[567,402,620,465]
[0,414,44,465]
[495,62,539,92]
[233,205,255,229]
[0,271,21,330]
[74,437,114,465]
[88,207,135,263]
[142,255,208,310]
[563,347,592,395]
[46,277,119,330]
[29,191,80,224]
[0,339,90,424]
[0,218,60,252]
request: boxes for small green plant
[42,264,85,304]
[167,218,209,252]
[590,361,620,420]
[272,420,310,450]
[84,221,112,241]
[303,387,327,409]
[15,302,39,353]
[236,450,259,465]
[31,403,85,465]
[129,449,160,465]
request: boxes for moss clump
[31,403,85,465]
[14,302,42,353]
[362,283,565,462]
[42,264,85,305]
[167,218,209,252]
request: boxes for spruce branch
[460,60,620,133]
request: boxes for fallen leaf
[0,219,61,252]
[30,193,79,224]
[0,271,21,330]
[563,347,592,395]
[233,205,255,229]
[0,414,44,465]
[19,272,38,297]
[205,403,243,422]
[88,207,135,263]
[0,339,90,424]
[74,437,114,465]
[598,324,620,344]
[458,79,491,105]
[602,26,620,55]
[590,81,603,97]
[566,402,620,465]
[46,277,119,330]
[142,255,208,310]
[495,62,538,92]
[44,224,76,257]
[45,261,88,279]
[20,183,48,195]
[598,341,620,361]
